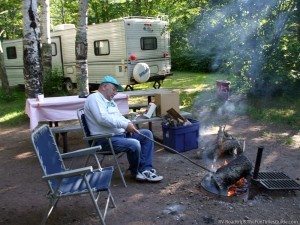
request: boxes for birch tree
[0,10,10,94]
[40,0,52,77]
[75,0,89,97]
[0,40,10,94]
[23,0,42,98]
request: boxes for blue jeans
[96,129,154,176]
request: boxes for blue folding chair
[31,124,116,225]
[77,108,127,187]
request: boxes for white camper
[2,16,171,91]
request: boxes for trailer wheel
[64,79,74,93]
[133,63,150,83]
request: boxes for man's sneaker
[150,168,157,174]
[136,170,163,182]
[136,171,147,181]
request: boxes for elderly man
[84,75,163,182]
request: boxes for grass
[132,71,229,110]
[0,87,28,127]
[1,71,299,130]
[247,95,300,129]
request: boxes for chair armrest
[42,166,93,180]
[131,116,163,124]
[83,133,115,141]
[61,145,102,159]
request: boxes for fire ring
[201,174,228,196]
[201,173,250,198]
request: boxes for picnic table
[25,94,129,130]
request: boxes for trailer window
[140,37,157,50]
[6,46,17,59]
[51,43,57,56]
[94,40,110,55]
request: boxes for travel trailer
[2,16,171,91]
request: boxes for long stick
[138,132,214,173]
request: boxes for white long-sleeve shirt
[84,91,130,135]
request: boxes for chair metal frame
[77,108,127,187]
[31,124,116,225]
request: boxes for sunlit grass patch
[0,111,24,123]
[0,87,28,127]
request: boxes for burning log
[217,126,243,154]
[212,155,252,190]
[213,126,243,159]
[219,139,242,155]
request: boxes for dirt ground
[0,114,299,225]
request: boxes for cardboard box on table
[155,91,180,116]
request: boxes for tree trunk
[23,0,42,98]
[40,0,52,81]
[0,41,11,94]
[75,0,89,98]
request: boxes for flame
[227,177,247,197]
[227,186,237,197]
[235,177,247,188]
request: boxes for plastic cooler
[162,119,200,153]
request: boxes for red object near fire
[216,80,230,100]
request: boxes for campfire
[200,127,300,198]
[201,126,252,197]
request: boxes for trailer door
[51,36,63,70]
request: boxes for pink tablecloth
[25,94,129,130]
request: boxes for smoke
[189,0,292,93]
[193,90,248,160]
[189,0,295,144]
[217,100,236,116]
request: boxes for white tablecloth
[25,94,129,130]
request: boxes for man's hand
[126,122,139,134]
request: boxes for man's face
[102,83,117,100]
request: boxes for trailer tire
[133,63,150,83]
[64,79,74,93]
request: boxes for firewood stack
[162,108,192,127]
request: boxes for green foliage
[189,0,299,97]
[50,0,78,25]
[0,86,27,127]
[43,68,66,96]
[0,0,22,39]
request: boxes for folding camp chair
[31,124,116,225]
[77,108,127,187]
